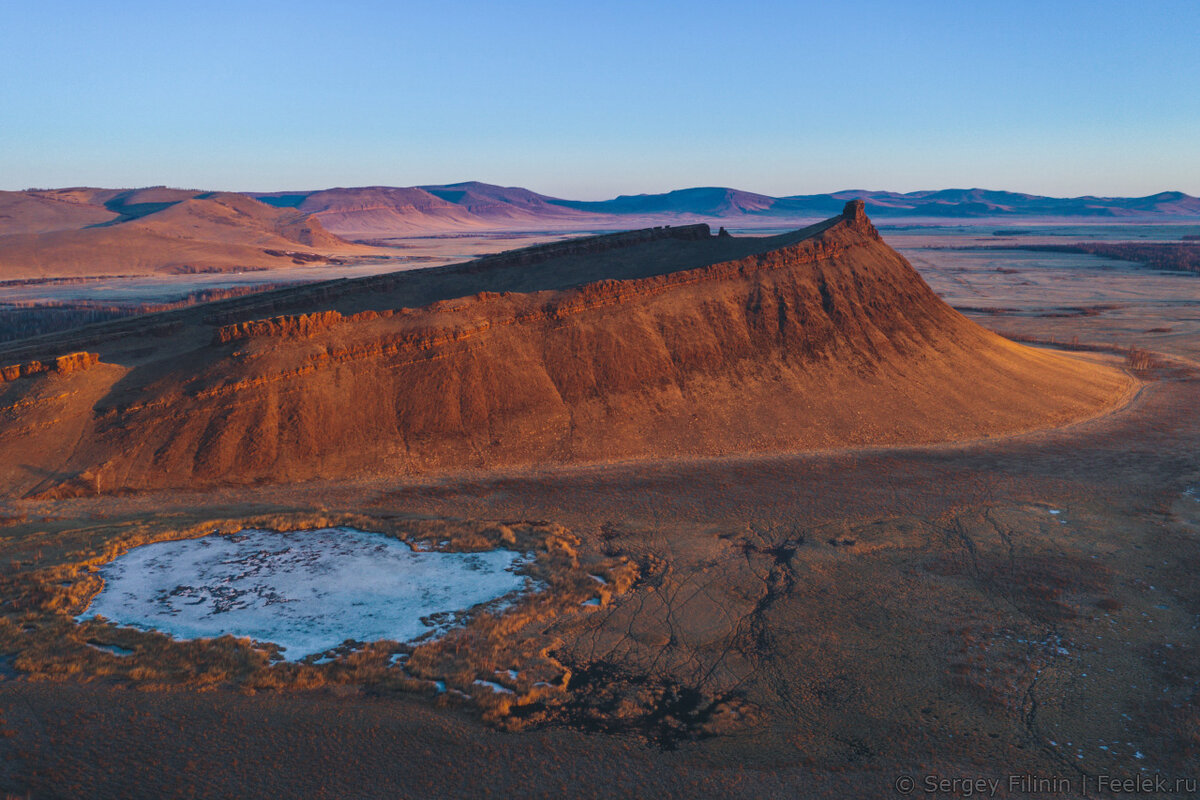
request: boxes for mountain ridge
[6,180,1199,236]
[3,183,1197,274]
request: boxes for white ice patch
[473,679,515,694]
[78,527,532,661]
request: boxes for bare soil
[0,214,1195,799]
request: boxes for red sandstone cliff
[0,203,1130,496]
[0,351,99,382]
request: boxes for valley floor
[0,229,1197,799]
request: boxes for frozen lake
[79,527,532,660]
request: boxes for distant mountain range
[2,182,1198,279]
[250,183,1200,239]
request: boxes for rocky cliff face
[0,351,98,382]
[213,311,350,344]
[0,204,1130,496]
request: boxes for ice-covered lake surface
[78,527,532,660]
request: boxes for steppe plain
[0,199,1196,799]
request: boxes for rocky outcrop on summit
[0,351,98,382]
[0,203,1131,495]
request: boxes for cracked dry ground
[1,361,1198,798]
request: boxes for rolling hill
[4,181,1196,281]
[254,183,599,239]
[0,193,373,280]
[550,186,778,217]
[0,190,119,236]
[250,183,1200,240]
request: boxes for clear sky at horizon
[2,0,1197,199]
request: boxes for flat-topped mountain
[0,202,1130,497]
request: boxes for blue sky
[1,0,1197,198]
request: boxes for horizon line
[8,182,1198,203]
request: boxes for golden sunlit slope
[296,184,608,239]
[0,187,210,237]
[296,187,492,238]
[0,190,118,235]
[0,193,373,279]
[0,202,1131,496]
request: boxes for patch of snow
[78,527,533,661]
[473,679,515,694]
[1048,509,1062,515]
[581,598,601,607]
[589,573,608,585]
[86,642,132,657]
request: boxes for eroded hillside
[0,202,1131,496]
